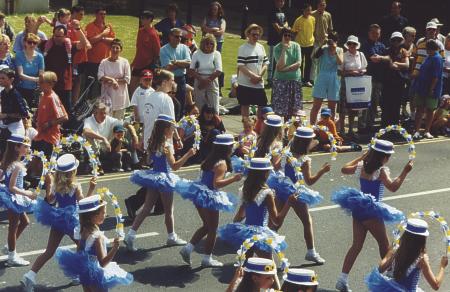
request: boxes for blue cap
[264,114,283,127]
[213,134,235,145]
[244,257,276,275]
[7,134,31,146]
[320,108,332,117]
[371,139,395,154]
[261,106,274,115]
[294,127,315,138]
[247,158,273,170]
[77,195,107,214]
[113,125,126,133]
[156,114,176,124]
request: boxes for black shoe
[350,143,363,152]
[124,197,136,220]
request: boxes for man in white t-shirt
[83,102,139,172]
[130,70,155,123]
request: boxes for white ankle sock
[185,243,194,253]
[25,270,37,282]
[168,232,176,240]
[8,250,16,259]
[127,229,136,238]
[339,272,349,282]
[203,254,212,261]
[307,248,316,254]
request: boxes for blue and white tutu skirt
[331,187,405,223]
[365,268,407,292]
[34,199,79,237]
[55,247,133,289]
[267,172,323,206]
[175,179,238,212]
[218,223,287,253]
[231,155,248,175]
[130,169,180,193]
[0,186,36,214]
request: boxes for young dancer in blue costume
[125,114,196,251]
[218,157,296,257]
[55,195,133,291]
[254,114,284,161]
[227,257,278,292]
[178,134,242,267]
[269,127,329,264]
[0,134,37,267]
[333,139,413,292]
[22,154,97,291]
[366,218,448,292]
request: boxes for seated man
[82,102,138,173]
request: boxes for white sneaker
[1,245,8,255]
[7,256,30,267]
[413,131,422,140]
[305,251,326,264]
[219,105,229,115]
[335,279,352,292]
[20,274,35,292]
[123,235,137,252]
[201,257,223,267]
[423,132,434,139]
[179,246,192,265]
[166,235,187,246]
[70,277,80,285]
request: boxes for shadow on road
[0,283,73,291]
[132,264,200,288]
[210,262,235,284]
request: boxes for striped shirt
[412,37,444,76]
[237,42,269,88]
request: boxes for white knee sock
[184,243,194,253]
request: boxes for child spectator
[130,69,155,124]
[177,103,200,163]
[43,9,72,63]
[199,105,225,159]
[316,108,362,152]
[237,117,257,156]
[109,125,132,172]
[431,95,450,136]
[23,115,37,141]
[287,110,307,140]
[254,106,274,135]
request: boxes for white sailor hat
[55,154,79,172]
[213,134,235,145]
[405,218,429,237]
[284,268,319,286]
[247,158,273,170]
[7,134,31,146]
[77,195,107,214]
[244,257,276,275]
[264,114,283,127]
[371,139,395,154]
[294,126,315,138]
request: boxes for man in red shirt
[85,7,115,98]
[32,72,68,157]
[130,10,161,94]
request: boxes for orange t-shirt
[317,118,343,142]
[85,22,115,64]
[34,91,68,145]
[69,25,88,64]
[131,26,161,69]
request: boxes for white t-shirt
[25,127,38,141]
[83,115,122,150]
[340,51,368,71]
[190,50,222,75]
[237,42,269,89]
[444,50,450,79]
[130,86,155,122]
[142,91,175,150]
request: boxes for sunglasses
[283,34,292,38]
[173,35,182,39]
[27,41,38,45]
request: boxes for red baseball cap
[141,69,153,79]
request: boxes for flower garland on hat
[23,150,49,194]
[393,211,449,255]
[236,234,290,272]
[96,187,125,237]
[370,125,416,160]
[178,115,201,150]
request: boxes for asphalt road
[1,138,450,292]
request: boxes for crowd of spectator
[0,0,449,176]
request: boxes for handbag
[345,75,372,110]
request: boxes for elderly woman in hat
[272,27,303,121]
[372,31,409,127]
[338,35,368,138]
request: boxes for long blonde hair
[53,169,77,194]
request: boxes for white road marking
[0,232,159,261]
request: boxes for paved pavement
[0,138,449,291]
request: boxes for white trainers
[305,251,326,264]
[179,246,192,265]
[201,257,223,267]
[413,131,422,140]
[166,235,187,246]
[335,279,352,292]
[423,132,434,139]
[7,256,30,267]
[20,274,35,292]
[123,235,137,252]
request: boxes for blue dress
[55,230,133,290]
[218,188,287,253]
[366,259,423,292]
[267,156,323,206]
[331,161,404,223]
[34,185,80,237]
[130,144,180,193]
[0,163,36,214]
[175,161,237,212]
